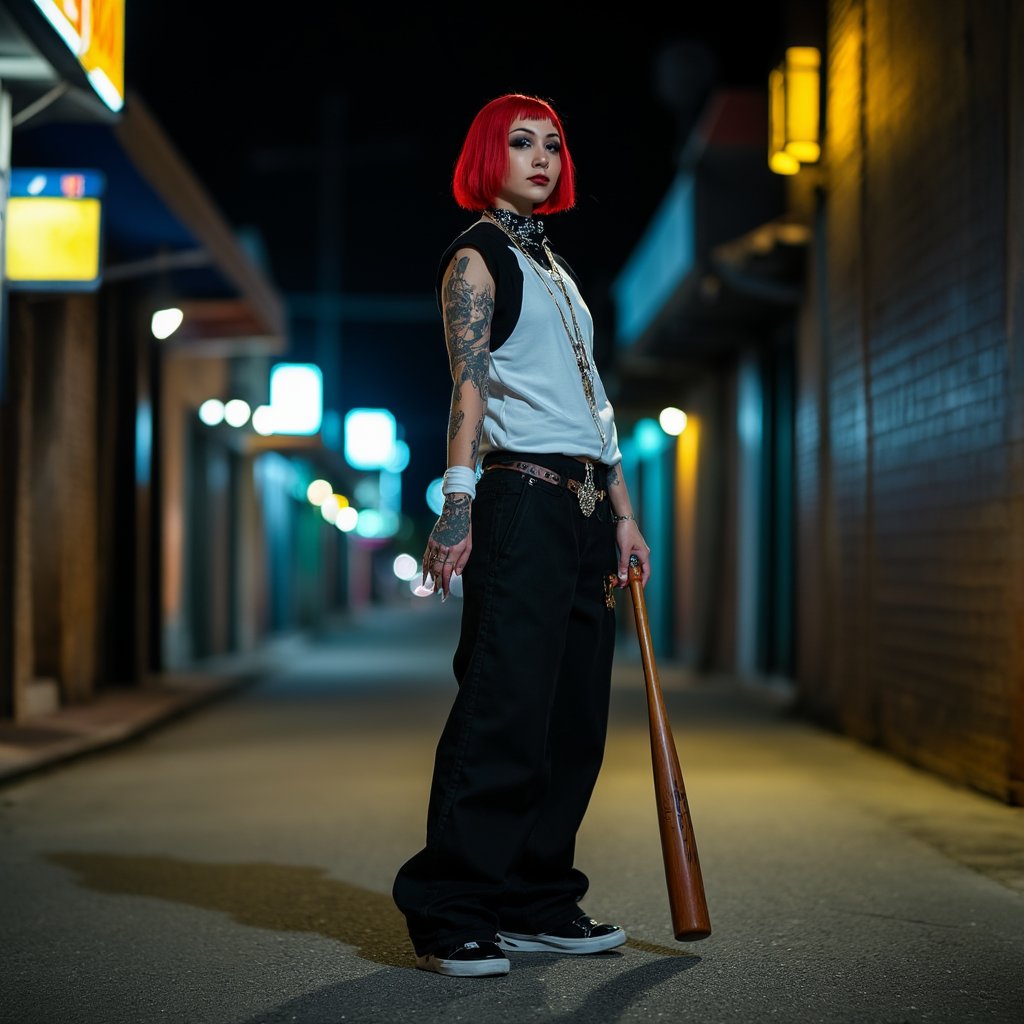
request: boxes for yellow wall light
[768,46,821,175]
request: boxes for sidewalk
[0,632,307,786]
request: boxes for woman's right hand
[422,493,473,598]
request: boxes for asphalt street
[2,597,1023,1024]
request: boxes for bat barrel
[627,554,712,941]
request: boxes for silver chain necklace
[485,211,607,453]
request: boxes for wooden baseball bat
[627,553,711,941]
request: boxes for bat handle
[628,552,643,584]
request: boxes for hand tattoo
[431,494,471,546]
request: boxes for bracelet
[612,513,635,523]
[442,465,478,500]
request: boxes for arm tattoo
[431,494,471,546]
[448,408,464,442]
[470,415,483,461]
[607,467,621,486]
[443,256,492,402]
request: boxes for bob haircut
[452,93,576,214]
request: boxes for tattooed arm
[422,248,494,598]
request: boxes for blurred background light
[269,363,323,435]
[223,399,251,427]
[335,506,358,532]
[306,479,333,506]
[393,553,419,581]
[251,404,275,435]
[355,509,385,538]
[320,494,341,523]
[659,406,688,436]
[426,477,445,516]
[344,408,397,470]
[151,307,183,340]
[385,439,411,473]
[634,417,670,456]
[198,398,225,426]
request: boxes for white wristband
[442,465,478,500]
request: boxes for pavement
[2,597,1023,1024]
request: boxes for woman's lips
[528,175,550,184]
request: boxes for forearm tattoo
[443,256,492,403]
[431,494,471,546]
[448,408,464,442]
[608,467,621,486]
[471,415,482,461]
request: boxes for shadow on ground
[47,851,690,969]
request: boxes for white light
[659,407,688,436]
[393,553,419,581]
[251,405,276,435]
[27,175,47,196]
[31,1,82,55]
[344,408,397,470]
[198,399,225,426]
[151,307,184,340]
[412,577,435,597]
[269,363,323,435]
[87,68,124,113]
[336,506,359,532]
[320,495,341,523]
[306,479,333,506]
[426,477,445,516]
[223,399,251,427]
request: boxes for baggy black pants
[392,452,619,956]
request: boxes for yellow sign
[6,196,103,288]
[31,0,125,112]
[81,0,125,112]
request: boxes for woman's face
[494,117,562,215]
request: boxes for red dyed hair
[452,94,576,214]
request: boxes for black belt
[483,459,605,516]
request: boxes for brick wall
[799,0,1021,801]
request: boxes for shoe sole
[497,929,627,954]
[415,954,511,977]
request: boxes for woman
[392,93,651,978]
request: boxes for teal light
[344,408,397,470]
[426,477,445,516]
[634,418,669,457]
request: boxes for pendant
[578,461,597,517]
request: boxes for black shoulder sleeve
[434,222,523,351]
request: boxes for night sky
[124,6,787,516]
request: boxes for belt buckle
[578,461,597,517]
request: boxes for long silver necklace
[485,210,607,459]
[485,211,606,514]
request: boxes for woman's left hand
[616,520,651,588]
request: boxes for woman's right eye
[510,137,531,149]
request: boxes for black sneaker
[497,914,627,954]
[415,939,511,977]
